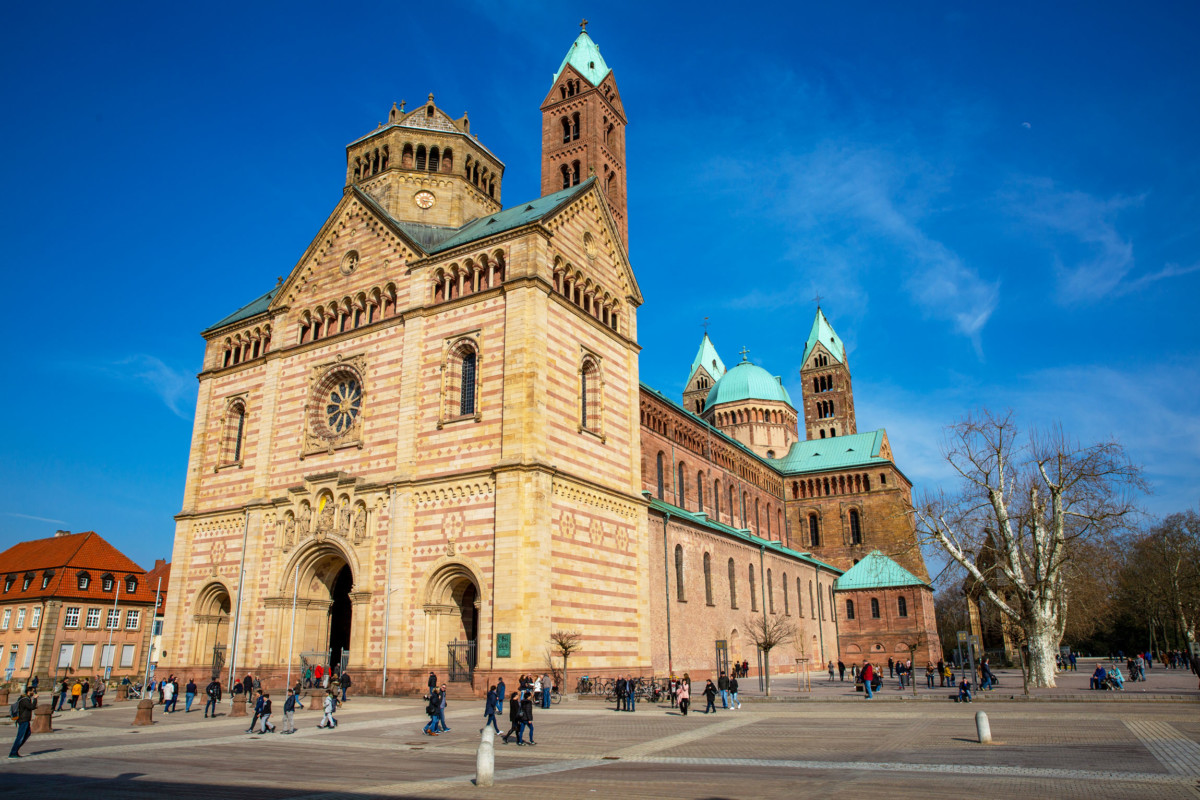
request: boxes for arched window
[561,117,571,143]
[849,509,862,545]
[561,164,570,190]
[674,545,685,602]
[767,569,775,613]
[846,599,855,620]
[749,564,758,611]
[571,160,581,186]
[580,358,600,431]
[703,552,713,605]
[809,580,815,619]
[729,485,737,526]
[818,584,825,619]
[898,596,908,617]
[714,480,721,519]
[870,598,880,618]
[223,400,246,465]
[445,341,479,421]
[809,514,820,547]
[697,472,704,513]
[677,462,686,508]
[428,146,440,172]
[728,558,737,609]
[571,112,580,140]
[755,498,760,533]
[656,452,665,500]
[416,145,427,170]
[782,572,789,614]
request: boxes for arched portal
[424,562,482,681]
[282,542,358,675]
[192,582,232,677]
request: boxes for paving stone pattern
[2,696,1199,799]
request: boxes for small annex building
[834,550,940,665]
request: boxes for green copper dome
[704,360,794,411]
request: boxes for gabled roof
[803,308,847,365]
[836,550,928,590]
[647,498,842,573]
[770,430,889,474]
[0,531,162,604]
[688,334,726,384]
[422,178,596,254]
[204,288,278,334]
[553,31,612,87]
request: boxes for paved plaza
[3,665,1199,800]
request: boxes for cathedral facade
[161,27,938,695]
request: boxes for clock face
[415,191,435,209]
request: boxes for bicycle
[575,676,595,695]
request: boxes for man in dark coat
[518,691,536,745]
[204,677,222,718]
[9,687,37,758]
[703,680,717,713]
[339,672,351,703]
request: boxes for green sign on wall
[496,633,511,658]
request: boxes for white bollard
[975,710,992,744]
[476,723,495,787]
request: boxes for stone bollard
[132,698,154,726]
[31,703,53,734]
[475,723,495,787]
[975,710,992,744]
[229,697,247,717]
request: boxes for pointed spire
[688,333,726,383]
[803,308,847,365]
[552,26,612,87]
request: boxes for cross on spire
[702,316,710,335]
[739,346,750,362]
[580,18,589,32]
[812,292,823,308]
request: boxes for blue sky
[2,1,1197,569]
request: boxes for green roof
[552,31,612,87]
[204,287,278,333]
[422,179,595,254]
[647,497,842,573]
[770,430,889,474]
[704,359,794,411]
[803,308,847,365]
[835,550,927,590]
[687,334,726,383]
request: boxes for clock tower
[541,22,630,250]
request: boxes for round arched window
[311,368,364,440]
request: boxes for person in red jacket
[861,661,875,699]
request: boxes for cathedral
[161,25,939,695]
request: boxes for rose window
[325,378,361,434]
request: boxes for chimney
[55,530,71,537]
[155,559,167,569]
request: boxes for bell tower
[800,307,858,440]
[541,21,629,249]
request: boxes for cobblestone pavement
[2,693,1199,799]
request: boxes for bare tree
[745,615,796,696]
[1118,511,1200,650]
[549,630,582,695]
[911,411,1144,688]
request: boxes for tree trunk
[562,656,568,696]
[1024,620,1059,688]
[763,651,772,696]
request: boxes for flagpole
[142,577,162,695]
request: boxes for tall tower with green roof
[682,333,725,414]
[540,22,629,248]
[800,307,857,440]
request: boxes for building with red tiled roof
[0,531,170,685]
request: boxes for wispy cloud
[2,512,68,524]
[92,355,196,419]
[1117,261,1200,295]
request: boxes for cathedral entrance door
[328,564,353,672]
[424,565,482,676]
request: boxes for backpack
[9,699,19,721]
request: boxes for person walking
[828,661,836,683]
[729,675,741,709]
[501,691,521,743]
[242,674,254,703]
[540,672,552,709]
[703,680,717,713]
[614,675,625,712]
[626,674,637,712]
[282,689,298,734]
[677,679,690,716]
[519,690,536,745]
[427,671,437,699]
[484,685,501,734]
[54,679,68,712]
[204,677,221,718]
[838,660,846,681]
[8,687,37,758]
[184,678,197,713]
[925,662,935,689]
[496,677,506,716]
[339,671,351,703]
[861,661,875,699]
[247,691,265,733]
[434,684,450,733]
[422,693,440,736]
[257,694,275,733]
[164,678,177,713]
[718,670,730,709]
[318,690,337,729]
